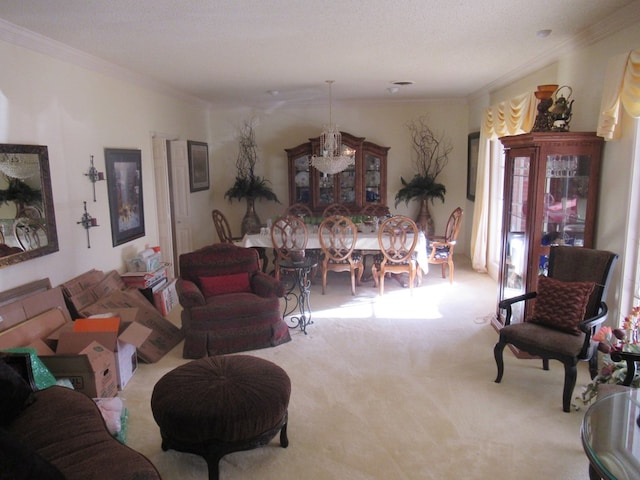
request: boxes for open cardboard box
[55,316,152,390]
[80,289,183,363]
[40,340,118,398]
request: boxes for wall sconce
[77,201,98,248]
[84,154,105,202]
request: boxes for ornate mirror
[0,144,59,268]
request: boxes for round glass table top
[581,389,640,480]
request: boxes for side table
[581,389,640,479]
[278,257,317,334]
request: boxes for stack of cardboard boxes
[0,271,184,398]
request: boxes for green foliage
[394,174,446,208]
[0,178,42,205]
[224,175,280,203]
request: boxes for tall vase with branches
[394,117,451,236]
[224,120,280,235]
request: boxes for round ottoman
[151,355,291,480]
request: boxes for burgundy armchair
[176,243,290,359]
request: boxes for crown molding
[467,1,640,102]
[0,18,210,108]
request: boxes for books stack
[120,264,169,290]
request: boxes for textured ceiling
[1,0,639,107]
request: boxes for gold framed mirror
[0,144,59,268]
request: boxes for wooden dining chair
[270,215,309,281]
[213,208,267,271]
[360,204,390,218]
[372,215,420,295]
[212,209,242,243]
[322,203,351,217]
[318,215,363,295]
[427,207,463,283]
[284,203,313,218]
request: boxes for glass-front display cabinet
[285,132,388,215]
[494,132,603,332]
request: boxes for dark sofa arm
[251,271,285,298]
[8,386,161,480]
[176,277,205,308]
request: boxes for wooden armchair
[494,246,618,412]
[427,207,462,283]
[212,208,267,271]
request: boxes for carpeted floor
[123,255,594,479]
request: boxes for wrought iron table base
[279,259,316,334]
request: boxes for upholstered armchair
[176,243,290,359]
[494,246,618,412]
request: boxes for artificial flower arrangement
[574,306,640,409]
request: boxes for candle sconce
[77,201,98,248]
[84,155,105,202]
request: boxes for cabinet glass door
[503,155,529,308]
[293,154,311,204]
[364,153,382,203]
[542,154,591,248]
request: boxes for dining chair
[372,215,420,296]
[212,209,267,271]
[318,215,363,295]
[212,209,242,243]
[427,206,463,283]
[360,204,390,218]
[270,215,309,281]
[322,203,351,217]
[284,203,313,218]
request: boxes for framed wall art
[105,148,145,246]
[188,140,210,192]
[467,132,480,202]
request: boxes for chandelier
[310,81,356,175]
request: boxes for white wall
[205,100,470,248]
[0,39,209,291]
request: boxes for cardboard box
[79,289,183,363]
[0,286,70,334]
[41,341,118,398]
[56,316,152,389]
[0,307,68,351]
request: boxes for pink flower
[593,326,612,343]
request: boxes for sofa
[0,353,160,480]
[177,242,291,359]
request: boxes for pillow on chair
[199,273,252,297]
[0,359,35,426]
[528,275,595,335]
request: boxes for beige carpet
[123,256,594,480]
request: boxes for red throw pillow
[529,275,595,335]
[199,273,251,297]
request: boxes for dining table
[237,230,430,275]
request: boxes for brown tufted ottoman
[151,355,291,480]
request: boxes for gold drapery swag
[598,50,640,140]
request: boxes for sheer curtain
[470,92,537,274]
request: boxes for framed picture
[188,140,210,192]
[105,148,145,246]
[467,132,480,202]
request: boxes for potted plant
[394,117,451,236]
[224,120,280,234]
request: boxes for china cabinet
[493,132,603,334]
[285,132,389,215]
